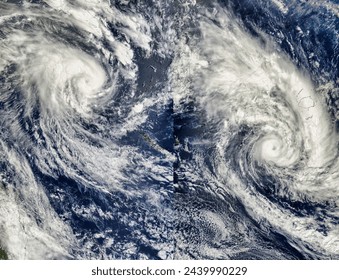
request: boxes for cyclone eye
[0,0,159,260]
[0,0,337,262]
[171,1,338,260]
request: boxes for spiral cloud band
[0,0,338,259]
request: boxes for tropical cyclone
[0,0,172,259]
[0,0,338,260]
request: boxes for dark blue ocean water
[0,0,338,259]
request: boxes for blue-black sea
[0,0,338,259]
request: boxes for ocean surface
[0,0,338,259]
